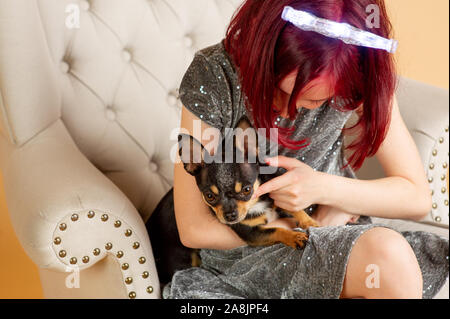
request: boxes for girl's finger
[273,200,299,213]
[253,171,295,198]
[269,184,299,197]
[268,192,294,203]
[265,155,303,170]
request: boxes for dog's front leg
[230,224,309,249]
[276,207,319,229]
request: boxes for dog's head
[178,116,262,224]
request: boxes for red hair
[224,0,397,171]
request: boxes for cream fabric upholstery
[0,0,447,299]
[39,254,129,299]
[0,0,242,299]
[355,77,449,228]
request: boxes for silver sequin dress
[163,40,449,299]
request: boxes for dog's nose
[224,211,238,222]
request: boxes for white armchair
[0,0,242,299]
[0,0,448,299]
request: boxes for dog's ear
[234,116,259,161]
[177,134,209,176]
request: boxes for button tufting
[183,35,193,48]
[167,90,178,107]
[149,161,158,172]
[122,49,132,62]
[80,0,90,11]
[60,61,70,74]
[105,107,116,121]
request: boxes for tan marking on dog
[191,250,202,267]
[201,196,225,224]
[201,194,226,224]
[236,198,260,220]
[235,179,263,220]
[244,227,309,248]
[210,185,219,195]
[201,194,215,209]
[240,214,268,227]
[235,182,242,193]
[268,228,309,248]
[278,208,319,229]
[214,205,227,224]
[253,179,261,193]
[236,200,252,221]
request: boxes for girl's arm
[174,106,244,249]
[255,95,432,224]
[318,95,432,220]
[174,106,295,249]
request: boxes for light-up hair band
[281,6,398,54]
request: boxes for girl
[164,0,448,299]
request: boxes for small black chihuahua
[146,116,318,284]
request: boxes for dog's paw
[284,231,309,249]
[305,220,320,228]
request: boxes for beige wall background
[387,0,449,89]
[0,0,448,299]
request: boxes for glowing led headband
[281,6,398,54]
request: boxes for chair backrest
[354,77,449,227]
[0,0,242,220]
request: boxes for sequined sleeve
[179,53,233,132]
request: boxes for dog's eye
[205,192,216,202]
[242,186,252,195]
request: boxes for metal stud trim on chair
[427,126,449,225]
[52,209,155,299]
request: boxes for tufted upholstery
[0,0,447,299]
[395,78,449,226]
[355,77,449,228]
[0,0,243,221]
[0,0,242,299]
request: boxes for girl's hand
[311,205,360,227]
[252,155,325,212]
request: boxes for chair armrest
[355,77,449,227]
[0,119,160,299]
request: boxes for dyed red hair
[224,0,397,171]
